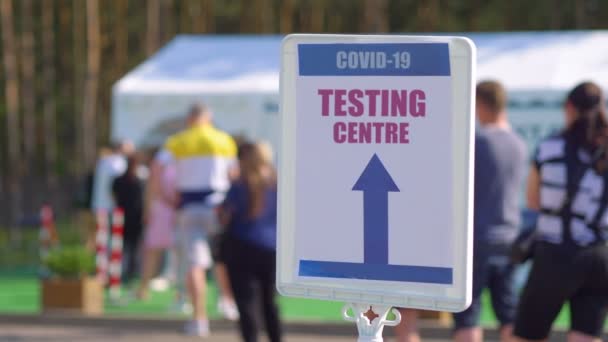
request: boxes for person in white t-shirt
[91,140,134,212]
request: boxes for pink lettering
[348,89,364,116]
[391,90,407,116]
[364,90,380,116]
[347,122,358,143]
[372,122,384,143]
[381,90,389,116]
[386,122,398,143]
[318,89,333,116]
[332,121,412,144]
[335,89,347,116]
[400,122,410,143]
[334,122,347,143]
[410,90,426,117]
[359,122,372,143]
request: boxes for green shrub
[43,246,95,278]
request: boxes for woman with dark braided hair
[513,82,608,342]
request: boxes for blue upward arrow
[352,154,400,265]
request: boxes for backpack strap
[559,141,590,244]
[559,141,588,214]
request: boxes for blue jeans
[453,254,517,330]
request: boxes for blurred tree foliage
[0,0,606,224]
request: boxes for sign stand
[342,303,401,342]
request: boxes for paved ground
[0,323,458,342]
[0,323,344,342]
[5,314,584,342]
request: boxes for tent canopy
[114,31,608,97]
[114,35,281,95]
[112,31,608,148]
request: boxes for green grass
[0,276,346,321]
[0,221,347,322]
[0,276,578,327]
[0,220,599,329]
[0,277,40,314]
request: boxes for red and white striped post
[109,208,125,299]
[39,205,57,259]
[95,210,110,285]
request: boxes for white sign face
[278,34,476,312]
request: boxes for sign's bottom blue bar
[299,260,453,285]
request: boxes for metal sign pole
[342,303,401,342]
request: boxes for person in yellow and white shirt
[156,103,237,337]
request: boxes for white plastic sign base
[343,303,401,342]
[277,34,476,313]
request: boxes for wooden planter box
[41,277,103,315]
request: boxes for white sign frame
[277,34,476,312]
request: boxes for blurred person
[91,141,134,213]
[394,309,421,342]
[112,154,145,284]
[136,153,177,300]
[453,81,527,342]
[209,135,253,321]
[513,82,608,342]
[83,147,113,250]
[156,103,237,337]
[218,141,282,342]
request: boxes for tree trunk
[298,2,310,32]
[502,0,512,30]
[310,0,325,33]
[146,0,161,56]
[105,1,128,149]
[160,0,175,44]
[417,0,439,31]
[97,3,111,152]
[575,0,586,29]
[0,0,23,228]
[42,0,58,191]
[187,0,213,34]
[20,0,36,169]
[240,1,252,33]
[179,0,191,33]
[115,0,128,72]
[203,0,215,33]
[280,0,294,33]
[467,0,479,31]
[255,0,273,33]
[56,0,75,181]
[189,0,202,33]
[328,11,343,33]
[104,1,128,149]
[361,0,388,32]
[73,0,86,175]
[549,0,562,29]
[82,0,101,170]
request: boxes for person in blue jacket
[218,141,282,342]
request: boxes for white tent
[112,35,282,149]
[112,31,608,153]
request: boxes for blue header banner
[298,43,450,76]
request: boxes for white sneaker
[149,277,170,292]
[217,297,239,321]
[184,319,210,337]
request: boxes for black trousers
[121,239,139,283]
[225,236,282,342]
[514,242,608,339]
